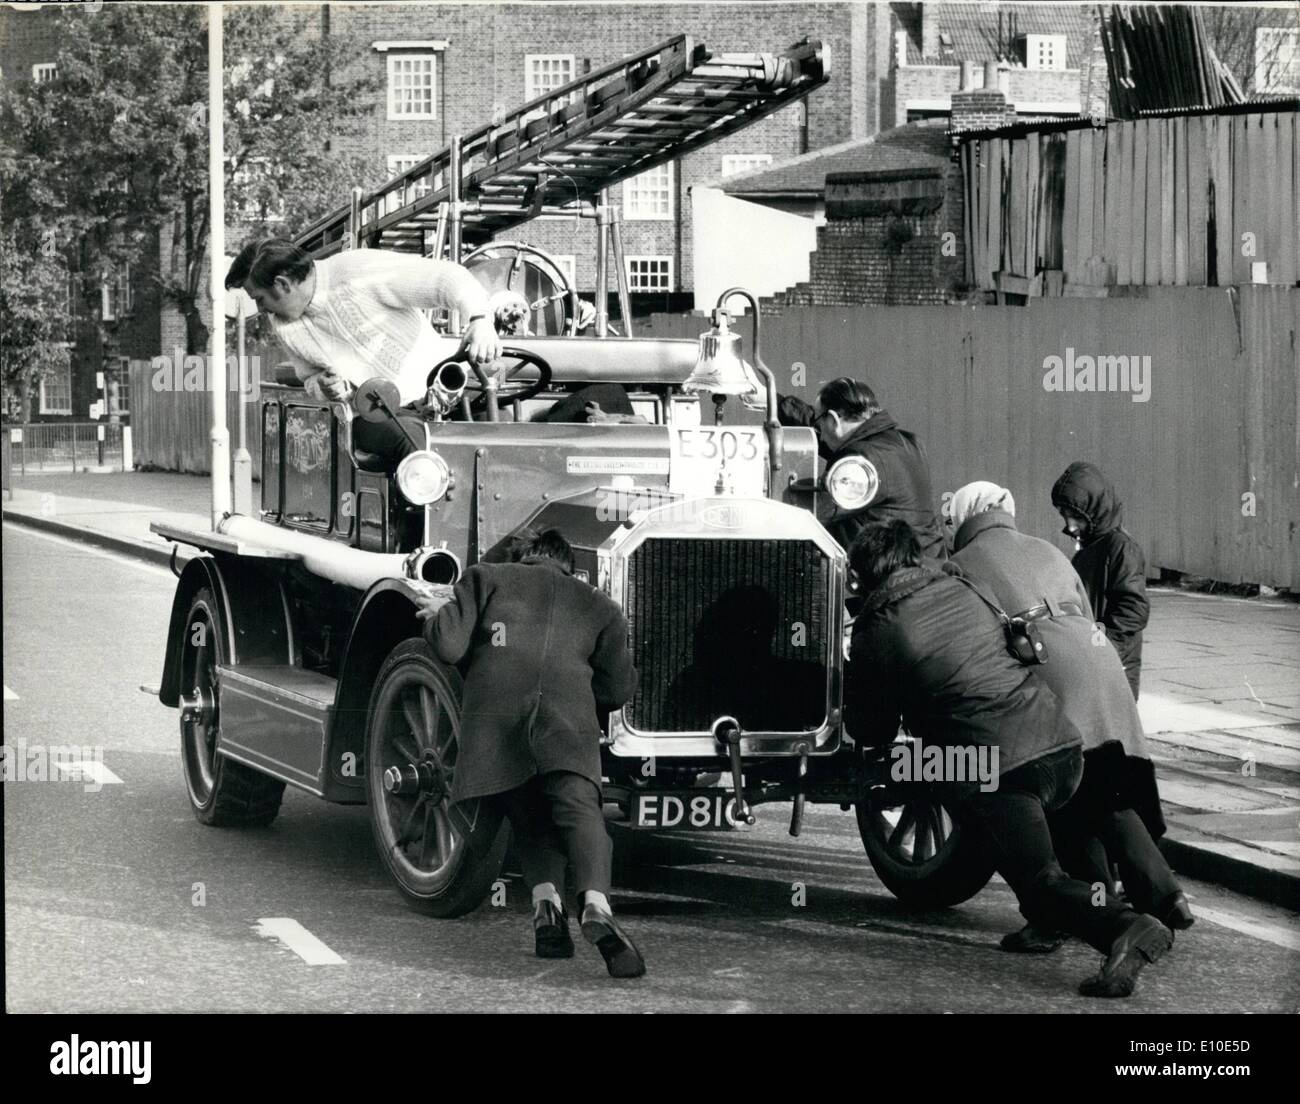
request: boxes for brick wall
[761,166,968,314]
[0,5,66,84]
[948,88,1014,133]
[887,63,1083,126]
[326,2,871,294]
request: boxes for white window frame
[32,63,56,83]
[386,53,437,121]
[525,54,575,103]
[721,153,774,177]
[1255,27,1300,93]
[623,162,674,221]
[625,255,673,293]
[109,357,131,416]
[101,264,132,322]
[38,349,73,415]
[386,154,433,213]
[1024,34,1067,72]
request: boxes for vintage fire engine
[154,36,993,917]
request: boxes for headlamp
[395,450,451,505]
[825,455,879,510]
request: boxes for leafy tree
[0,219,72,421]
[0,2,380,385]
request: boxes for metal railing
[4,422,128,474]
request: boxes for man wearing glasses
[780,377,945,559]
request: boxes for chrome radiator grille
[624,537,831,733]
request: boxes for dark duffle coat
[950,509,1149,760]
[847,564,1082,780]
[423,560,638,803]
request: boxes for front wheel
[856,788,994,908]
[365,639,509,917]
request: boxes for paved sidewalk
[5,469,1299,908]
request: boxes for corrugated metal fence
[961,109,1300,290]
[645,287,1299,588]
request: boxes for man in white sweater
[226,239,502,463]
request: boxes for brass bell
[683,310,762,400]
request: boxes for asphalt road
[4,522,1299,1014]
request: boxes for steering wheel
[437,345,553,419]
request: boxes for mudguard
[158,554,294,707]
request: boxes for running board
[216,665,337,796]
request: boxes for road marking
[2,522,173,577]
[1194,905,1300,952]
[253,918,346,965]
[52,760,124,785]
[4,686,17,700]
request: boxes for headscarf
[950,481,1016,533]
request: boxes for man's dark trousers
[494,771,612,897]
[954,747,1138,953]
[353,409,424,464]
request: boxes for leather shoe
[1079,914,1173,998]
[580,903,646,978]
[534,900,574,959]
[1155,891,1195,931]
[999,925,1067,954]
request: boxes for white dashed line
[4,686,17,700]
[1195,905,1300,952]
[253,918,346,965]
[52,760,124,785]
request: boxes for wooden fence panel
[963,110,1299,291]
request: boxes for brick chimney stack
[920,3,941,59]
[950,60,1014,132]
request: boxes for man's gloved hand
[777,393,816,427]
[461,316,503,366]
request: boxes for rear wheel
[365,639,508,917]
[178,587,286,827]
[856,788,994,908]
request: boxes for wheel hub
[180,684,215,729]
[383,757,446,799]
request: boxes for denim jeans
[954,746,1138,953]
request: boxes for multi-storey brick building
[2,2,884,421]
[880,2,1107,127]
[317,2,886,301]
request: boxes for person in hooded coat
[1050,462,1150,699]
[946,481,1193,951]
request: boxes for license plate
[631,791,741,831]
